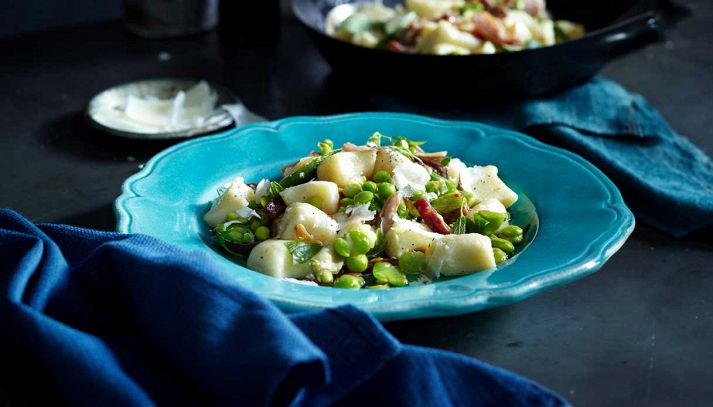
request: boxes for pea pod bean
[279,156,324,188]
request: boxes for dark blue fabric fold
[375,77,712,237]
[0,209,568,406]
[483,77,713,237]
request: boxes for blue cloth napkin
[0,209,568,406]
[478,77,713,238]
[378,77,713,237]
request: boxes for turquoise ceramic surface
[115,113,634,321]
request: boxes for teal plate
[115,113,634,321]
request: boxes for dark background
[0,1,711,406]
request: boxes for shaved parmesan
[334,203,376,228]
[254,179,270,202]
[392,160,430,198]
[460,165,518,208]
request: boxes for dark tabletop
[1,2,712,406]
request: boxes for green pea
[315,269,334,284]
[249,219,262,231]
[255,226,270,241]
[334,274,365,289]
[306,196,323,210]
[343,183,362,198]
[373,170,391,183]
[372,262,408,287]
[499,225,523,238]
[362,181,378,193]
[411,190,425,201]
[340,198,353,207]
[398,251,427,274]
[348,230,373,255]
[225,212,240,221]
[377,182,396,199]
[333,237,351,258]
[493,247,508,264]
[490,236,515,254]
[367,284,389,290]
[353,191,374,205]
[346,254,369,273]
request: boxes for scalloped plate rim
[115,112,634,321]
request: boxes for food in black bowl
[326,0,585,55]
[293,0,671,96]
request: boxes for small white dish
[87,78,252,140]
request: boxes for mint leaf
[453,215,468,235]
[285,241,323,264]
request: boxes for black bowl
[293,0,672,97]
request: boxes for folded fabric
[0,209,568,406]
[376,77,713,237]
[479,77,713,238]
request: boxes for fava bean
[499,225,523,238]
[348,230,373,255]
[490,236,515,254]
[334,274,365,289]
[399,251,427,274]
[493,247,508,264]
[373,262,408,287]
[333,237,351,257]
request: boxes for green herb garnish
[285,241,323,264]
